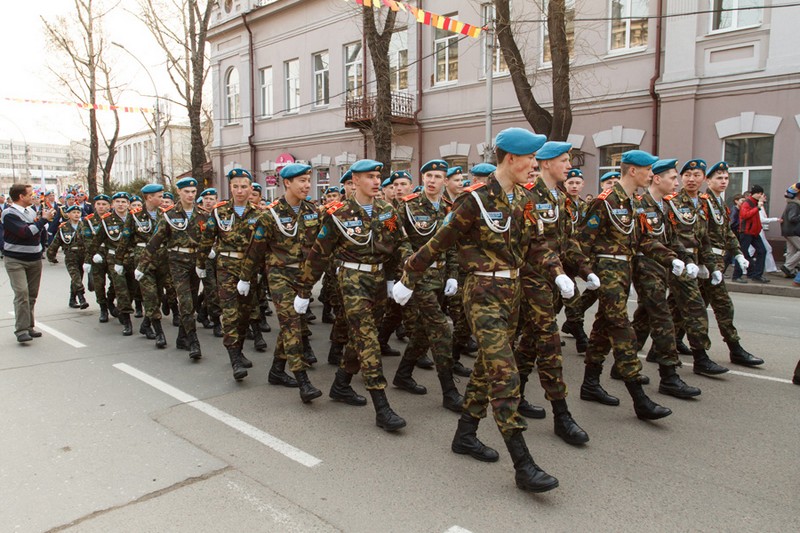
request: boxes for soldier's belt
[106,249,116,255]
[219,251,245,259]
[711,247,724,255]
[473,269,519,279]
[136,242,147,248]
[341,261,383,272]
[429,260,445,269]
[684,247,695,253]
[596,254,629,261]
[169,246,197,254]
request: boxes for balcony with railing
[345,92,415,129]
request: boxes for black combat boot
[551,399,589,445]
[580,363,620,406]
[175,325,188,350]
[227,347,248,381]
[171,301,180,327]
[465,337,478,354]
[321,303,334,324]
[197,308,213,329]
[392,357,427,394]
[377,321,401,357]
[395,324,408,342]
[99,303,109,323]
[726,340,764,366]
[328,342,343,366]
[610,364,650,385]
[302,336,317,365]
[657,364,701,399]
[134,299,143,318]
[369,389,406,432]
[69,291,79,309]
[329,368,367,405]
[675,331,692,355]
[415,355,434,369]
[263,303,273,317]
[518,374,546,419]
[268,358,298,387]
[562,320,589,353]
[212,315,223,338]
[121,313,133,336]
[451,413,499,462]
[504,430,559,493]
[152,319,167,349]
[239,351,253,368]
[646,345,658,363]
[76,292,89,309]
[293,370,322,403]
[305,308,316,323]
[259,313,272,333]
[625,380,672,420]
[161,295,170,316]
[251,321,267,352]
[691,348,729,376]
[437,369,464,413]
[108,300,119,319]
[452,360,472,377]
[139,317,156,340]
[187,330,202,360]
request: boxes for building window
[543,0,576,63]
[225,67,240,124]
[723,135,773,207]
[434,16,459,85]
[389,30,409,92]
[313,51,329,107]
[711,0,762,32]
[344,42,363,98]
[482,4,508,75]
[259,67,273,118]
[598,143,637,182]
[444,155,468,170]
[609,0,648,51]
[284,59,300,113]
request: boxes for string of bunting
[351,0,484,38]
[2,96,152,114]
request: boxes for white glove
[134,268,145,281]
[685,263,699,280]
[735,254,748,275]
[195,267,206,279]
[711,271,723,285]
[671,259,685,277]
[114,264,124,275]
[92,253,103,264]
[208,249,216,260]
[444,278,458,296]
[386,280,395,301]
[83,263,92,274]
[585,273,600,291]
[392,280,414,306]
[294,295,310,314]
[554,274,575,299]
[237,280,250,296]
[697,265,710,279]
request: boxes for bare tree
[97,61,121,194]
[139,0,214,186]
[494,0,572,141]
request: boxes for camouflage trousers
[89,257,110,305]
[270,265,310,372]
[330,271,349,345]
[217,255,256,349]
[585,258,643,381]
[699,276,740,343]
[133,247,168,320]
[167,251,200,333]
[63,252,85,294]
[337,266,388,390]
[319,269,336,305]
[201,256,221,319]
[107,249,133,315]
[514,271,567,401]
[668,275,711,350]
[254,274,268,321]
[400,268,453,371]
[446,269,470,346]
[462,273,526,439]
[564,284,597,324]
[632,257,679,367]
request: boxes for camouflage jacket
[240,197,321,280]
[566,195,588,231]
[701,192,741,268]
[664,189,717,268]
[197,201,266,270]
[397,192,457,280]
[298,197,412,297]
[79,214,102,263]
[139,205,207,271]
[87,210,129,264]
[579,182,676,268]
[634,191,692,271]
[115,207,160,265]
[46,221,85,262]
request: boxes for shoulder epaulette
[160,205,173,213]
[699,193,709,199]
[101,212,112,219]
[401,193,419,202]
[59,222,68,228]
[523,183,535,190]
[663,193,677,202]
[464,182,486,193]
[212,201,228,210]
[597,189,613,201]
[635,194,643,201]
[85,214,94,220]
[266,199,280,210]
[130,207,142,214]
[326,201,345,215]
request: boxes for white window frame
[597,143,638,189]
[608,0,648,53]
[312,51,329,107]
[722,134,773,204]
[344,42,363,98]
[709,0,763,34]
[284,59,300,114]
[541,0,576,65]
[481,4,508,77]
[225,67,240,125]
[389,29,409,93]
[434,15,459,86]
[259,67,273,118]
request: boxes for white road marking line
[7,312,86,348]
[637,354,793,384]
[444,527,474,533]
[113,363,322,468]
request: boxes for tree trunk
[547,0,572,141]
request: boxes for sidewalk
[725,269,800,299]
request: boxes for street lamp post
[112,41,163,184]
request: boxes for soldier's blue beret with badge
[130,195,142,203]
[599,171,620,183]
[325,186,341,194]
[706,161,729,177]
[199,188,217,197]
[389,170,412,183]
[621,150,658,167]
[64,205,81,213]
[65,193,75,199]
[470,163,496,177]
[141,183,164,195]
[381,177,392,188]
[280,163,312,179]
[462,179,472,187]
[679,159,707,175]
[251,182,262,192]
[535,141,572,161]
[93,194,111,203]
[495,127,547,155]
[227,168,253,180]
[413,185,423,193]
[566,169,583,179]
[176,177,198,189]
[339,169,353,184]
[195,197,203,205]
[350,159,383,173]
[420,159,448,174]
[652,158,678,176]
[446,166,462,178]
[111,192,129,201]
[162,192,175,200]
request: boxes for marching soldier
[469,163,495,185]
[197,188,224,337]
[81,195,113,322]
[318,186,342,325]
[47,205,89,309]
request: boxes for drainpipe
[362,20,369,158]
[413,0,424,181]
[649,0,664,153]
[243,12,257,177]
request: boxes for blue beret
[413,185,423,193]
[446,166,463,178]
[324,186,341,194]
[462,179,472,187]
[251,182,262,192]
[339,169,353,184]
[93,194,111,203]
[130,195,142,203]
[111,192,129,201]
[199,188,217,197]
[621,150,658,167]
[495,127,547,155]
[280,163,312,179]
[470,163,496,177]
[706,161,729,177]
[680,159,707,174]
[420,159,448,174]
[195,197,203,204]
[64,205,81,213]
[350,159,383,173]
[599,171,621,183]
[65,193,75,199]
[390,170,412,183]
[162,192,175,200]
[227,168,253,180]
[306,196,312,202]
[176,177,198,189]
[381,177,392,188]
[535,141,572,161]
[141,183,164,195]
[652,158,678,176]
[566,169,583,179]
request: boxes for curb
[726,280,800,299]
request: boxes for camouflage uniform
[442,193,472,351]
[87,210,133,315]
[80,214,110,307]
[117,207,166,321]
[562,195,595,323]
[47,221,87,296]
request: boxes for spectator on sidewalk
[724,193,745,276]
[780,183,800,278]
[737,184,770,283]
[756,195,780,273]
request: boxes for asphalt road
[1,260,798,532]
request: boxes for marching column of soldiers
[46,127,768,494]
